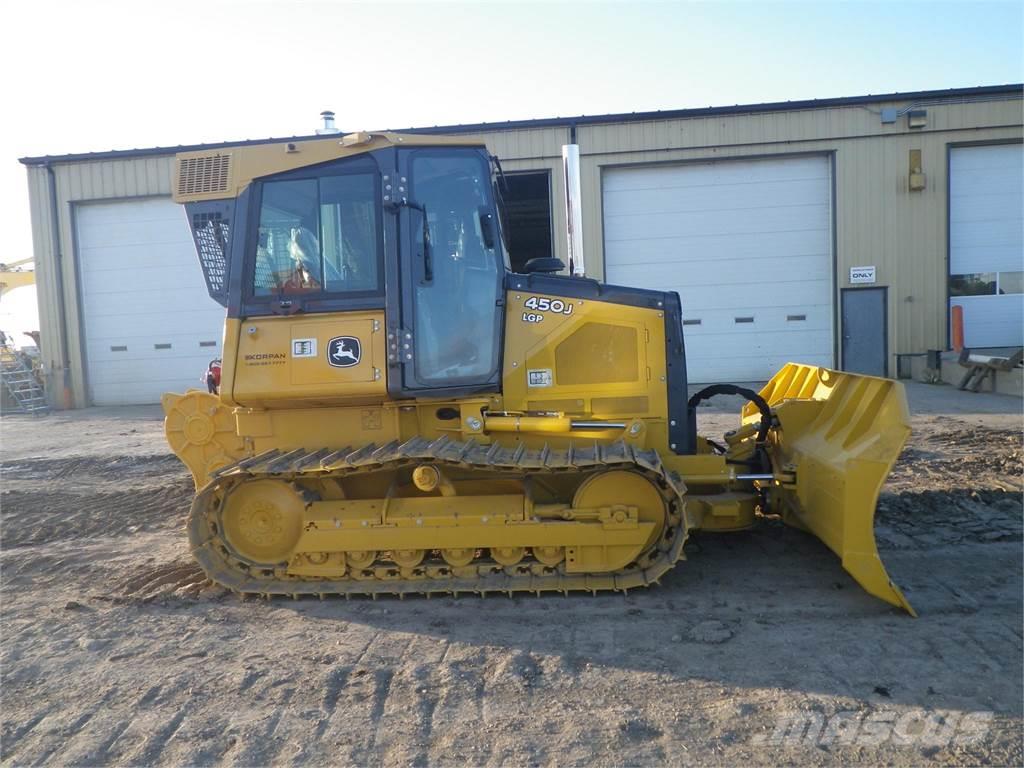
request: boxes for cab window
[253,173,381,296]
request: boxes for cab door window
[409,152,503,385]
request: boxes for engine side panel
[502,289,671,453]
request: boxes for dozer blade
[746,364,915,616]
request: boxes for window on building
[501,171,553,273]
[949,272,997,296]
[950,271,1023,297]
[996,271,1023,294]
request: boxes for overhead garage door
[76,198,225,405]
[603,155,833,383]
[948,143,1023,349]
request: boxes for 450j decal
[521,296,574,323]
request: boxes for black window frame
[239,153,388,317]
[396,146,508,393]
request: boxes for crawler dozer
[162,132,914,614]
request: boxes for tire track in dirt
[0,708,52,762]
[87,718,134,765]
[29,711,97,766]
[228,689,296,767]
[56,682,189,767]
[1,454,183,482]
[130,705,193,766]
[424,644,491,765]
[400,636,449,768]
[115,560,209,602]
[1,483,192,548]
[876,489,1023,550]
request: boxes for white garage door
[948,143,1023,349]
[603,155,833,383]
[76,198,225,405]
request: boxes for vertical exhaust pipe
[562,144,585,277]
[316,110,341,135]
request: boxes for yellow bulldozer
[162,132,914,614]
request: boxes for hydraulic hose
[686,384,773,444]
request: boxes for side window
[253,173,382,297]
[320,175,380,293]
[255,179,319,295]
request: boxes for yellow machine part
[500,291,668,428]
[161,304,912,610]
[162,391,247,490]
[160,132,916,610]
[182,438,692,597]
[748,364,915,616]
[0,258,35,301]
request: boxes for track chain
[188,435,692,597]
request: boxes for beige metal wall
[25,157,177,408]
[576,96,1023,371]
[24,95,1022,408]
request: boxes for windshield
[253,172,382,296]
[410,151,504,384]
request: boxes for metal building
[19,84,1023,408]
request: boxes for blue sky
[1,0,1021,338]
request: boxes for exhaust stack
[316,110,341,135]
[562,144,585,276]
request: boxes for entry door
[841,288,887,377]
[401,148,505,392]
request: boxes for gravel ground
[1,383,1021,766]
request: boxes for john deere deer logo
[327,336,361,368]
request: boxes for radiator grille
[177,154,232,196]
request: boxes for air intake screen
[177,154,232,196]
[185,200,234,306]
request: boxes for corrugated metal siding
[578,98,1022,370]
[27,158,176,407]
[25,167,61,405]
[467,127,571,275]
[23,99,1022,407]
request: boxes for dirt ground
[1,383,1021,767]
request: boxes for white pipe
[562,144,585,276]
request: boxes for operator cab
[184,138,513,398]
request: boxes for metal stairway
[1,340,48,415]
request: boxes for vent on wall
[177,154,232,196]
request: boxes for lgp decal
[327,336,361,368]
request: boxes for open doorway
[501,171,553,273]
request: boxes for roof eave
[19,83,1023,166]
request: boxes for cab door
[395,148,506,395]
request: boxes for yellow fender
[748,364,915,616]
